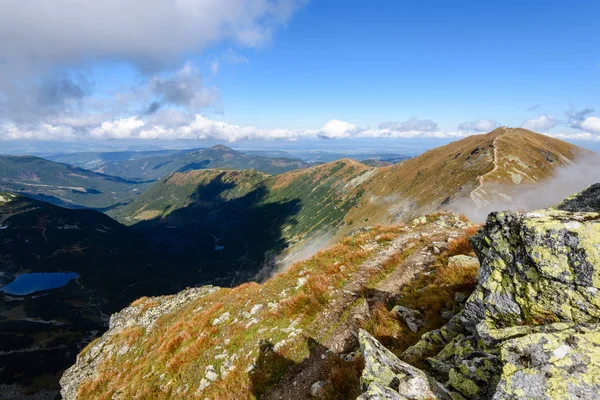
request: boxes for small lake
[0,272,79,296]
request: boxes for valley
[1,128,599,398]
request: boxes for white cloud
[566,107,595,130]
[208,49,249,75]
[521,114,558,131]
[320,120,359,139]
[90,117,146,139]
[581,117,600,135]
[0,115,472,142]
[5,113,600,143]
[0,0,304,77]
[457,119,500,132]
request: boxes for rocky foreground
[358,183,600,399]
[59,184,600,399]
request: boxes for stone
[250,304,263,315]
[205,365,218,382]
[296,277,307,289]
[212,312,230,326]
[392,305,424,333]
[494,324,600,399]
[60,286,218,400]
[357,382,408,399]
[447,255,479,269]
[358,329,450,399]
[310,380,327,398]
[462,208,600,332]
[341,349,361,362]
[557,183,600,212]
[453,292,466,303]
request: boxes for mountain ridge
[0,155,150,209]
[51,145,315,181]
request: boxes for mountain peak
[208,144,235,152]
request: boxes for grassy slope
[341,128,585,234]
[0,155,148,209]
[71,214,480,399]
[111,159,374,254]
[110,169,271,223]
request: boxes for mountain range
[0,155,148,210]
[47,145,314,181]
[111,128,598,267]
[1,127,599,397]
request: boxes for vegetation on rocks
[357,184,600,399]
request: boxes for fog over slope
[451,154,600,221]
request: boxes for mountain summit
[341,127,592,230]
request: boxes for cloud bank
[0,0,303,75]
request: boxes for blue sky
[0,0,599,151]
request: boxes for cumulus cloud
[0,72,94,123]
[90,117,146,139]
[520,114,558,131]
[0,115,466,142]
[457,119,500,132]
[580,117,600,135]
[0,0,304,76]
[209,49,250,75]
[319,120,359,139]
[0,1,302,125]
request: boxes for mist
[451,155,600,222]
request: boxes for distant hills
[0,155,148,209]
[48,145,314,181]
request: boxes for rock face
[357,185,600,399]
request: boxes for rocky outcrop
[60,286,218,400]
[357,185,600,399]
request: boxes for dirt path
[470,128,504,207]
[264,220,464,400]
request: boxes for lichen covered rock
[357,186,600,400]
[359,329,451,400]
[494,323,600,399]
[463,208,600,333]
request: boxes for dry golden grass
[447,224,481,256]
[130,296,149,307]
[341,128,583,237]
[75,224,405,400]
[360,241,480,360]
[75,220,479,400]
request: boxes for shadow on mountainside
[132,172,301,286]
[250,337,330,399]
